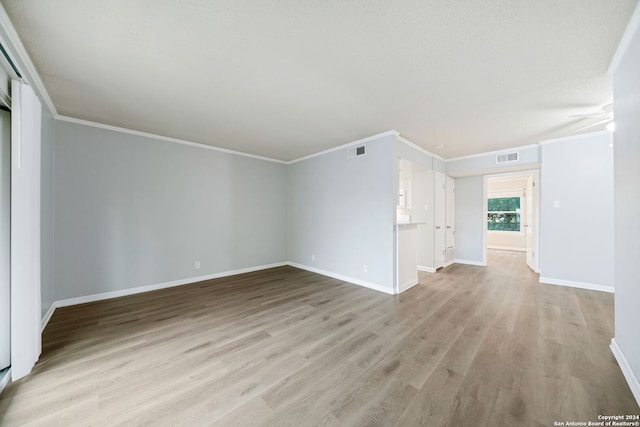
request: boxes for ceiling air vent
[496,151,519,164]
[347,145,366,159]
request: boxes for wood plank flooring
[0,250,638,426]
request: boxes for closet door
[445,176,455,266]
[434,172,446,269]
[10,80,41,380]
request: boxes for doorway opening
[483,170,540,272]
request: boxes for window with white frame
[487,193,522,232]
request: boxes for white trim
[445,143,539,162]
[488,175,531,184]
[396,135,445,161]
[538,130,609,146]
[482,175,488,267]
[287,130,399,164]
[487,245,526,252]
[0,4,57,116]
[56,115,287,164]
[287,262,394,295]
[539,277,614,293]
[417,265,436,273]
[55,263,287,308]
[40,262,395,334]
[398,278,419,293]
[0,368,10,393]
[454,259,486,267]
[607,1,640,76]
[41,303,55,332]
[610,338,640,406]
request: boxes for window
[488,196,521,232]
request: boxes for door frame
[0,108,9,372]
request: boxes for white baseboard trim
[417,265,436,273]
[487,245,526,252]
[454,259,485,267]
[288,262,394,295]
[0,368,11,393]
[41,302,56,331]
[54,262,288,308]
[40,262,396,330]
[611,338,640,406]
[399,279,419,293]
[539,277,614,293]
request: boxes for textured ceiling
[1,0,637,160]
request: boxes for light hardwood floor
[0,250,638,426]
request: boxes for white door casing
[526,176,535,270]
[0,109,10,370]
[434,172,446,269]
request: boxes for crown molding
[607,1,640,77]
[0,3,57,116]
[56,115,288,164]
[286,130,399,164]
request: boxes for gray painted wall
[288,135,396,291]
[539,132,613,288]
[454,176,485,264]
[613,22,640,393]
[395,141,434,170]
[446,145,540,177]
[54,121,287,300]
[40,107,55,317]
[433,157,446,174]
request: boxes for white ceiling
[1,1,637,161]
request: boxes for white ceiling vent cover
[347,145,366,159]
[496,151,519,164]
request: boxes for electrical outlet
[311,254,315,261]
[195,261,201,269]
[363,265,368,273]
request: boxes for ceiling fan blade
[569,103,614,119]
[573,118,611,133]
[570,113,606,118]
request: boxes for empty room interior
[1,1,640,425]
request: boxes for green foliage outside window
[488,197,520,231]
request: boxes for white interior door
[525,176,535,270]
[445,177,455,265]
[434,172,445,268]
[0,109,10,370]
